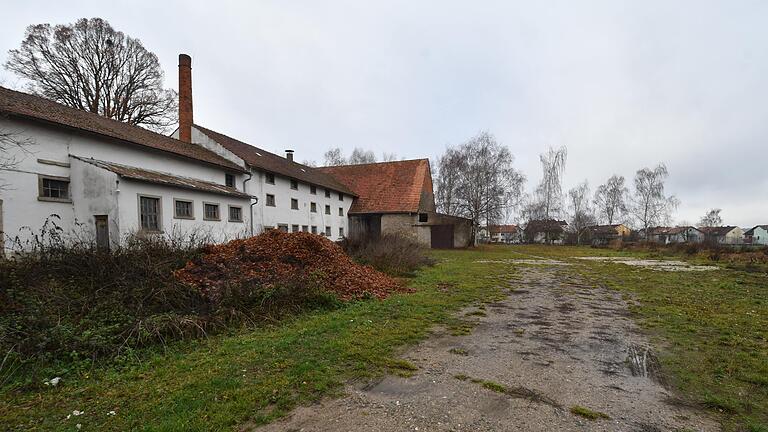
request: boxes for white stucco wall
[751,227,768,245]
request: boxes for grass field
[2,245,766,431]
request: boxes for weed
[570,405,611,420]
[449,348,469,356]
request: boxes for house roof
[585,224,627,235]
[524,219,568,233]
[489,224,519,234]
[744,225,768,236]
[72,156,251,199]
[699,226,740,236]
[192,124,355,196]
[317,159,433,214]
[0,86,245,172]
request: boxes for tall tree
[629,164,679,236]
[5,18,177,132]
[434,131,524,236]
[323,148,347,166]
[0,126,34,189]
[567,181,595,244]
[593,175,629,224]
[697,208,723,227]
[533,146,567,220]
[348,148,377,164]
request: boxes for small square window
[228,206,243,222]
[278,224,289,233]
[325,189,331,198]
[225,173,236,188]
[311,225,318,234]
[418,213,428,223]
[325,204,331,215]
[292,224,300,232]
[266,194,276,207]
[338,192,343,201]
[325,226,331,237]
[204,203,220,221]
[265,172,275,184]
[338,207,344,217]
[339,227,344,238]
[291,198,299,210]
[174,199,194,219]
[302,225,309,232]
[290,179,298,190]
[310,202,317,213]
[39,176,70,201]
[310,185,317,194]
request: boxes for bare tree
[381,152,399,162]
[435,131,524,236]
[0,125,35,189]
[593,175,629,224]
[301,159,317,167]
[697,208,723,227]
[5,18,177,132]
[532,146,567,220]
[567,181,595,244]
[630,164,679,237]
[348,148,377,164]
[323,148,347,166]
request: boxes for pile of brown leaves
[175,230,410,302]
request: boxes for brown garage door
[431,225,453,249]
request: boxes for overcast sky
[1,1,766,226]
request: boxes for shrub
[340,233,435,276]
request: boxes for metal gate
[430,225,454,249]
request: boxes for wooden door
[430,225,454,249]
[95,215,109,251]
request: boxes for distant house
[488,224,521,244]
[744,225,768,245]
[582,224,631,246]
[700,226,744,245]
[524,219,568,244]
[644,226,704,244]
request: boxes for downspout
[242,171,256,237]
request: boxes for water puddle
[575,256,718,272]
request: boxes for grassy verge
[1,248,512,431]
[511,245,767,432]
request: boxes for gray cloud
[1,0,766,226]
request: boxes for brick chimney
[178,54,193,143]
[285,149,294,161]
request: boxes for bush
[340,233,435,276]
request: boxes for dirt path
[255,264,718,432]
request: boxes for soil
[253,263,719,432]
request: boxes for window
[310,202,317,213]
[139,195,161,231]
[265,172,275,184]
[311,225,317,234]
[225,173,236,188]
[266,194,276,207]
[204,203,220,221]
[290,179,298,190]
[325,204,331,215]
[278,224,289,233]
[338,192,343,201]
[38,175,70,201]
[325,226,331,237]
[291,198,299,210]
[310,185,317,194]
[325,189,331,198]
[228,206,243,222]
[339,227,344,238]
[302,225,308,232]
[174,199,194,219]
[292,224,300,232]
[338,207,344,217]
[418,213,428,223]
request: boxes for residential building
[582,224,631,246]
[643,226,704,244]
[523,220,568,244]
[700,226,745,245]
[487,225,521,244]
[318,159,473,248]
[744,225,768,245]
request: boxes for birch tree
[567,181,595,244]
[593,175,629,224]
[630,164,679,236]
[698,208,723,227]
[531,146,567,220]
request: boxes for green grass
[510,244,767,432]
[570,405,611,420]
[0,247,514,431]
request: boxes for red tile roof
[0,86,245,172]
[318,159,435,214]
[193,125,355,196]
[489,224,519,234]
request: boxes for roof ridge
[318,158,428,169]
